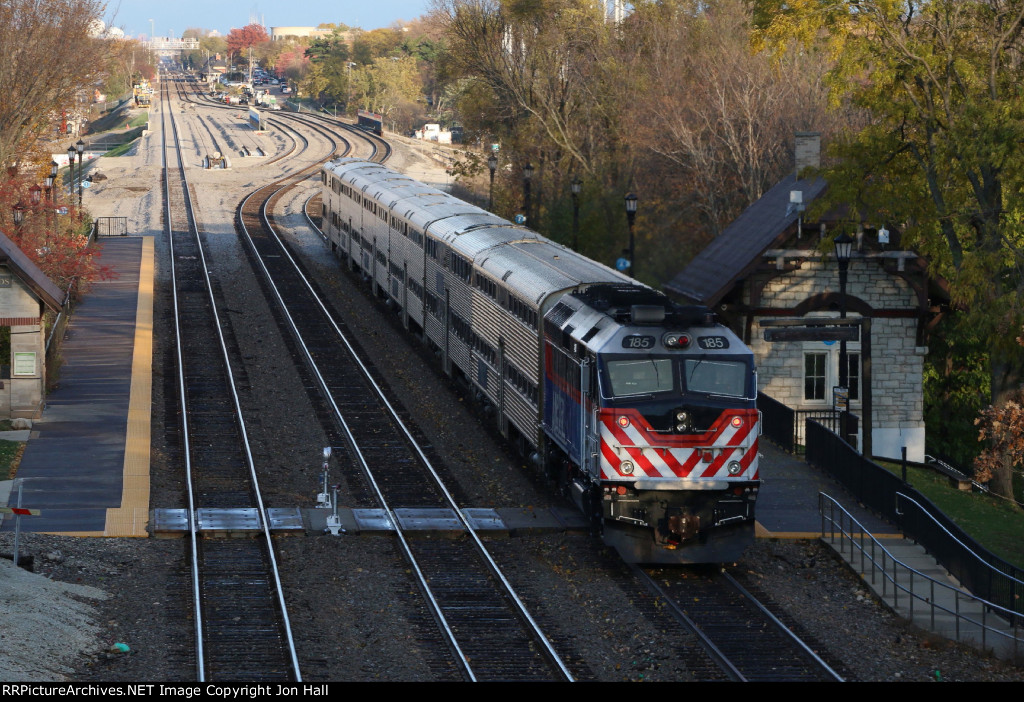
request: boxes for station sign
[763,326,859,342]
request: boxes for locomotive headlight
[620,461,635,475]
[676,411,688,422]
[617,416,630,428]
[727,461,743,475]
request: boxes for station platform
[0,236,153,536]
[754,439,899,538]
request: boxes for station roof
[0,230,64,312]
[665,174,827,306]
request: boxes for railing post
[860,528,865,574]
[955,593,960,642]
[893,558,899,608]
[871,537,876,585]
[882,551,887,598]
[930,580,935,630]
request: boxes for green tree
[753,0,1024,498]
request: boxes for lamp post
[833,232,853,391]
[624,192,638,278]
[12,202,25,227]
[67,144,76,205]
[76,139,85,216]
[522,163,533,225]
[833,231,855,447]
[49,161,58,203]
[487,153,497,211]
[29,184,41,208]
[571,176,582,250]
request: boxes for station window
[804,352,827,401]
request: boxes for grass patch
[0,439,24,481]
[876,459,1024,569]
[128,111,149,128]
[104,126,146,157]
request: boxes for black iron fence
[94,217,128,237]
[805,419,1024,620]
[757,392,858,454]
[756,391,794,452]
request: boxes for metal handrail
[819,492,1022,658]
[896,491,1024,589]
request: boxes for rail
[819,492,1023,659]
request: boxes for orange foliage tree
[1,171,110,296]
[974,329,1024,502]
[226,23,269,56]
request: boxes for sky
[104,1,434,40]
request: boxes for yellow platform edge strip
[756,522,902,540]
[94,237,154,537]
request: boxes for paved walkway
[0,236,153,536]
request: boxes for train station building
[0,230,64,419]
[667,134,941,462]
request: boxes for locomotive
[319,157,760,563]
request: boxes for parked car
[281,85,291,94]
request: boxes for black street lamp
[76,139,85,215]
[487,153,497,211]
[49,161,58,202]
[12,202,26,227]
[571,176,582,250]
[624,192,638,277]
[67,145,76,204]
[522,162,533,225]
[29,184,41,207]
[833,232,854,391]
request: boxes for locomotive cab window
[605,358,674,397]
[683,359,748,398]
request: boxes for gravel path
[1,84,1021,683]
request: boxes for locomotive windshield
[683,358,748,398]
[601,355,751,399]
[605,358,674,396]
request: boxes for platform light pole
[833,232,853,390]
[487,153,497,211]
[12,202,25,228]
[624,192,638,278]
[76,139,85,216]
[522,163,533,225]
[66,144,76,206]
[571,176,582,250]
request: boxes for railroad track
[160,72,301,682]
[234,140,575,682]
[635,565,845,682]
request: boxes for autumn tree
[635,0,835,238]
[975,329,1024,501]
[0,0,107,171]
[350,56,422,127]
[753,0,1024,498]
[102,38,154,99]
[437,0,644,264]
[226,23,270,54]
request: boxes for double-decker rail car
[356,109,384,136]
[319,158,760,563]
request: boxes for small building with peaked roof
[665,172,937,462]
[0,230,64,418]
